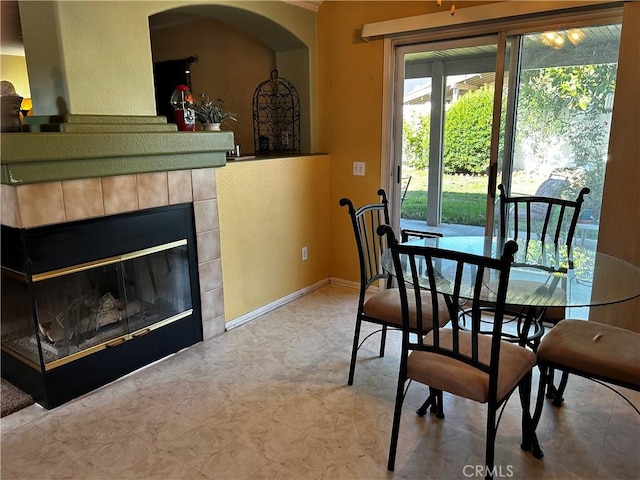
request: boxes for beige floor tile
[158,424,233,471]
[66,431,159,477]
[115,449,190,480]
[0,424,110,479]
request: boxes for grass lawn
[402,169,546,226]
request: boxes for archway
[149,5,311,154]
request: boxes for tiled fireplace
[0,116,233,408]
[1,168,226,338]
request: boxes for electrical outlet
[301,246,308,261]
[353,161,366,176]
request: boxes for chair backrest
[340,189,392,292]
[498,183,589,248]
[380,224,518,377]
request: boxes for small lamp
[20,98,32,117]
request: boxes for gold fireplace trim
[2,309,194,371]
[32,239,188,282]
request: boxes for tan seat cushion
[537,319,640,388]
[407,329,537,403]
[363,288,451,330]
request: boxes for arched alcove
[149,5,311,155]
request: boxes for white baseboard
[330,277,380,294]
[224,277,379,331]
[225,278,330,330]
[328,277,360,290]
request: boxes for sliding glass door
[504,25,621,246]
[394,36,504,235]
[392,21,621,245]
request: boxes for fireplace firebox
[1,204,202,409]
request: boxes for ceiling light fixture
[540,28,585,50]
[566,28,585,46]
[540,31,565,50]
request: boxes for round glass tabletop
[382,236,640,308]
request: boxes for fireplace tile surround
[0,116,232,407]
[1,167,225,340]
[0,114,234,339]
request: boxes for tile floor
[1,284,639,479]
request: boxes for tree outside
[402,62,617,226]
[517,64,617,213]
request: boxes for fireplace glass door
[2,240,193,371]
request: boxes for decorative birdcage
[252,70,300,155]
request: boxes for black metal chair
[498,182,590,252]
[379,225,542,478]
[339,189,450,386]
[496,182,592,401]
[463,183,591,350]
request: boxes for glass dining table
[381,235,640,346]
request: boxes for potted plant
[194,94,237,131]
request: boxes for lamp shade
[20,98,32,114]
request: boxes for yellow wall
[318,1,450,286]
[216,155,330,320]
[0,54,30,99]
[151,17,275,154]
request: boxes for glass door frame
[391,34,508,236]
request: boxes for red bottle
[170,85,196,131]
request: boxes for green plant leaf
[194,94,237,125]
